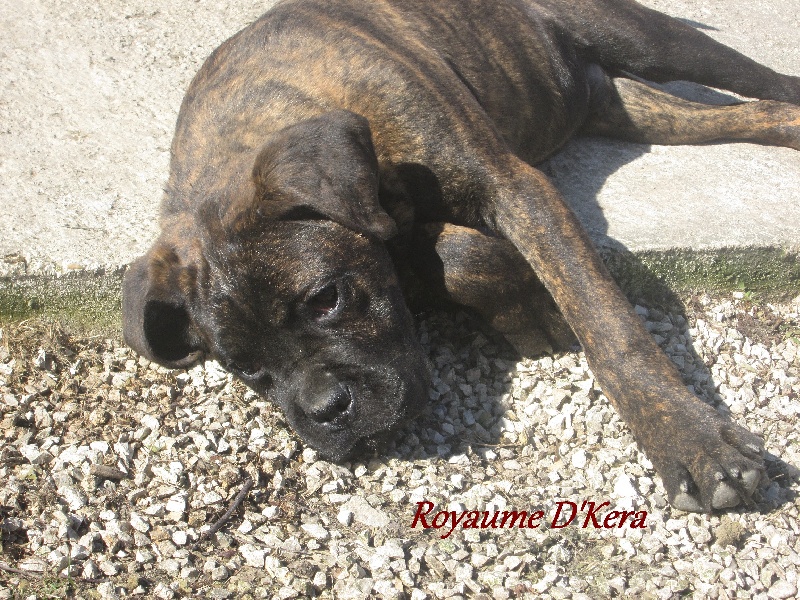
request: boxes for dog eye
[305,282,341,320]
[229,362,269,381]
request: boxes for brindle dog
[123,0,800,512]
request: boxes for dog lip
[347,431,392,459]
[356,377,427,447]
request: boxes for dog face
[123,111,430,460]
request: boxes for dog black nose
[306,384,352,424]
[299,371,353,425]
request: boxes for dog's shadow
[543,79,746,249]
[379,80,798,513]
[383,300,798,514]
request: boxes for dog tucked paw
[648,412,765,513]
[772,121,800,151]
[762,102,800,151]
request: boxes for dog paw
[776,74,800,106]
[647,409,765,512]
[761,102,800,151]
[772,122,800,151]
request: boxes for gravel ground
[1,292,799,599]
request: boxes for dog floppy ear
[122,243,205,369]
[250,110,397,240]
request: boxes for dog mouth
[346,430,394,459]
[351,382,428,455]
[327,408,419,462]
[285,366,428,463]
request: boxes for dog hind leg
[541,0,800,103]
[583,74,800,151]
[408,222,577,356]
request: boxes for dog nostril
[306,384,352,424]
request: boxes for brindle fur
[123,0,800,512]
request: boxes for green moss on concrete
[603,246,800,308]
[0,271,124,333]
[1,247,798,331]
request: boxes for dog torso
[125,0,800,511]
[166,0,593,227]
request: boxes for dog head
[123,111,430,461]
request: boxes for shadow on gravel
[382,298,799,517]
[377,71,799,514]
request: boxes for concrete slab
[1,0,799,278]
[0,0,272,276]
[549,0,800,253]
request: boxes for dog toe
[711,481,740,509]
[671,490,704,513]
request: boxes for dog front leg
[482,159,764,512]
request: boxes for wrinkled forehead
[205,219,380,296]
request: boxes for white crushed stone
[0,292,798,597]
